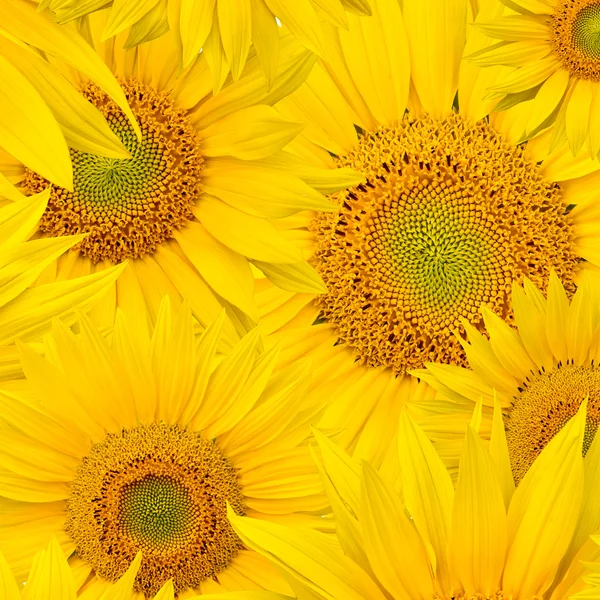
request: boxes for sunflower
[469,0,600,158]
[0,185,122,380]
[0,3,358,340]
[38,0,372,89]
[254,0,600,465]
[223,403,600,600]
[0,299,328,599]
[0,539,171,600]
[415,267,600,487]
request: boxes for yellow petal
[98,552,142,600]
[0,190,49,249]
[0,263,125,345]
[403,0,467,118]
[202,157,334,218]
[152,580,175,600]
[566,271,596,365]
[175,222,257,319]
[0,0,140,139]
[124,0,169,48]
[525,67,569,137]
[192,328,261,431]
[487,54,560,94]
[251,261,327,294]
[195,194,305,263]
[228,510,386,600]
[180,0,216,68]
[200,105,304,161]
[194,38,316,128]
[451,426,507,597]
[489,394,515,509]
[588,84,600,158]
[503,401,586,599]
[474,14,549,40]
[481,307,537,382]
[208,342,281,439]
[102,0,160,39]
[151,301,196,425]
[338,0,410,125]
[22,537,76,600]
[217,359,312,456]
[0,55,71,189]
[202,6,230,95]
[263,0,324,56]
[566,79,594,156]
[546,270,570,362]
[0,36,128,160]
[341,0,372,14]
[250,0,279,87]
[398,409,454,590]
[511,280,554,372]
[361,462,435,599]
[218,0,252,80]
[467,39,550,67]
[0,548,20,600]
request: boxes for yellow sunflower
[415,268,600,486]
[469,0,600,158]
[253,0,600,466]
[0,184,122,380]
[1,4,357,342]
[0,300,328,599]
[224,403,600,600]
[38,0,372,89]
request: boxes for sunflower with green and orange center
[254,0,600,467]
[0,301,328,599]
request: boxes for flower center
[506,364,600,484]
[66,423,245,597]
[551,0,600,79]
[311,114,577,373]
[23,79,203,264]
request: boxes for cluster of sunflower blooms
[6,0,600,598]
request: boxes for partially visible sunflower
[253,0,600,465]
[38,0,372,89]
[0,539,174,600]
[1,4,358,342]
[415,269,600,485]
[0,185,122,380]
[0,300,328,599]
[223,403,600,600]
[469,0,600,158]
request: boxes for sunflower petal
[218,0,252,80]
[361,462,435,600]
[200,105,304,161]
[403,0,467,118]
[22,538,76,600]
[451,426,506,597]
[0,548,20,600]
[0,0,140,138]
[398,409,454,589]
[0,55,71,190]
[251,261,327,294]
[503,401,586,599]
[178,0,216,68]
[102,0,160,40]
[228,510,386,600]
